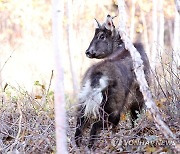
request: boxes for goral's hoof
[75,129,82,147]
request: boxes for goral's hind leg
[108,111,120,132]
[130,87,144,127]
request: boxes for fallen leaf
[35,95,42,99]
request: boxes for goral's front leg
[75,116,85,147]
[88,120,107,149]
[75,106,89,147]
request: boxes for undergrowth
[0,52,179,153]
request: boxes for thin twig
[0,130,15,139]
[46,70,54,97]
[9,100,23,152]
[0,49,16,73]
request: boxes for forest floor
[67,98,180,153]
[0,92,179,154]
[0,66,179,153]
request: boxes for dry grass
[67,101,179,153]
[0,86,55,154]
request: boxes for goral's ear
[94,18,101,29]
[103,15,115,31]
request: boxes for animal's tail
[78,73,109,118]
[133,42,152,86]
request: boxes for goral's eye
[99,34,105,40]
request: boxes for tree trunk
[52,0,68,153]
[117,0,180,152]
[174,0,180,14]
[158,0,164,60]
[173,0,180,71]
[0,62,2,89]
[139,0,150,58]
[151,0,158,71]
[168,20,173,47]
[67,0,79,97]
[118,0,127,32]
[130,0,136,41]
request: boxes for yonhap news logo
[111,136,176,147]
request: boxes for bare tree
[151,0,164,68]
[67,0,79,97]
[117,0,180,152]
[173,0,180,71]
[139,0,150,58]
[158,0,164,59]
[174,0,180,14]
[151,0,158,71]
[0,61,2,89]
[130,0,136,41]
[52,0,68,153]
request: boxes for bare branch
[0,49,15,73]
[9,100,23,152]
[46,70,54,97]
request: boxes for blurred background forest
[0,0,179,153]
[0,0,179,97]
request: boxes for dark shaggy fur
[75,15,151,149]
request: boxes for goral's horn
[94,18,101,28]
[112,15,118,19]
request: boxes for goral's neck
[107,42,129,60]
